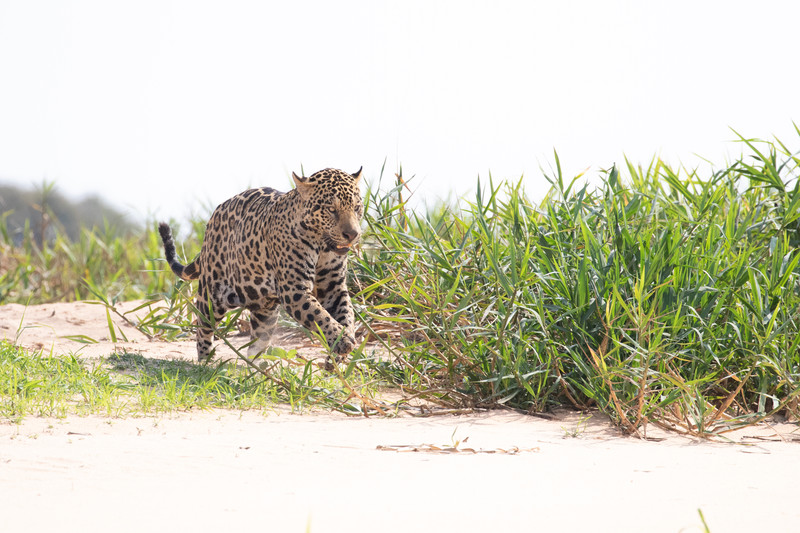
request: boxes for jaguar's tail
[158,222,200,281]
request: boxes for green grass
[1,130,799,434]
[0,341,378,421]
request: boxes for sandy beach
[1,301,799,533]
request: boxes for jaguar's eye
[327,206,337,216]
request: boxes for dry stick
[712,385,800,436]
[599,316,649,433]
[587,343,642,437]
[651,418,696,437]
[88,299,156,341]
[633,348,649,431]
[410,407,476,417]
[590,322,641,435]
[293,352,389,416]
[398,386,472,408]
[708,369,753,428]
[218,336,320,402]
[662,363,712,438]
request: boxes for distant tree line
[0,181,138,246]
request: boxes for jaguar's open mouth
[333,245,351,256]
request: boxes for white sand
[1,301,799,533]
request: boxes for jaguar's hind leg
[246,300,279,357]
[195,294,225,362]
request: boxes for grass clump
[356,131,800,435]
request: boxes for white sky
[0,0,798,223]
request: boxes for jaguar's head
[293,167,363,256]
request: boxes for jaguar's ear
[351,167,363,183]
[293,171,314,198]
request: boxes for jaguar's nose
[342,228,360,244]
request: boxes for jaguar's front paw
[246,338,270,357]
[330,333,356,356]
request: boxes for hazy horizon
[1,1,798,224]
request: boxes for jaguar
[158,167,363,362]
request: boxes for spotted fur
[159,167,363,361]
